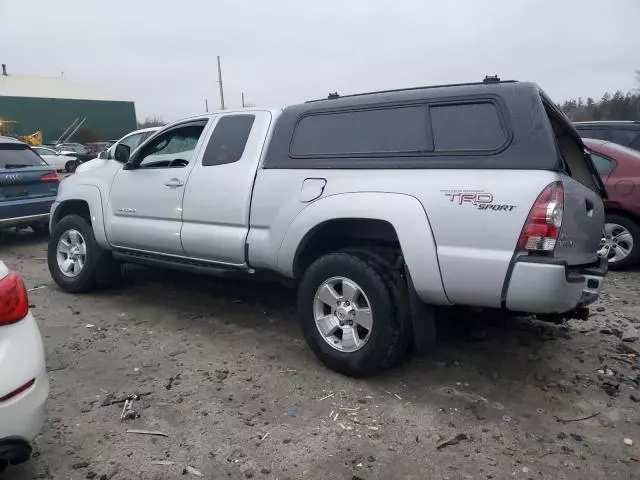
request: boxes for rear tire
[65,160,78,173]
[48,214,120,293]
[602,213,640,270]
[298,252,409,376]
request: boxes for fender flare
[52,185,109,248]
[276,192,450,305]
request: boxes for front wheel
[48,214,120,293]
[599,213,640,270]
[297,252,409,376]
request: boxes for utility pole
[241,92,245,108]
[205,98,209,112]
[217,56,225,110]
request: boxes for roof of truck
[306,79,519,103]
[291,80,538,114]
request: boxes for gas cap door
[299,178,327,202]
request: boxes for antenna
[217,56,225,110]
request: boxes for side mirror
[98,151,107,159]
[114,144,131,164]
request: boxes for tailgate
[540,95,605,266]
[556,175,605,265]
[0,167,59,204]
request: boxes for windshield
[0,146,48,169]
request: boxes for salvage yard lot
[2,230,640,480]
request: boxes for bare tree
[137,116,166,129]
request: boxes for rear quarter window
[430,102,506,151]
[590,152,616,176]
[290,106,431,156]
[0,146,47,169]
[202,115,255,166]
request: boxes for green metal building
[0,66,136,143]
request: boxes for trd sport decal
[441,190,516,212]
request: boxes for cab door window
[137,125,205,169]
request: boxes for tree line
[560,71,640,122]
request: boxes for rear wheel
[48,214,120,293]
[65,160,78,173]
[297,252,409,376]
[599,213,640,270]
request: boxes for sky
[1,0,639,122]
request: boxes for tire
[48,214,120,293]
[298,252,408,376]
[31,223,49,236]
[340,248,414,364]
[602,213,640,270]
[65,160,78,173]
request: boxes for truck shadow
[106,264,575,389]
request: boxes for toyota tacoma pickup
[47,79,608,376]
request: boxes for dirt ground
[2,229,640,480]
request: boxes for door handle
[585,198,594,217]
[164,178,184,188]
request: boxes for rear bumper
[505,256,607,314]
[0,213,49,229]
[0,313,49,448]
[0,196,55,228]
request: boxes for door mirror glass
[98,150,107,159]
[114,144,131,163]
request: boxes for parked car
[76,128,160,174]
[47,80,607,376]
[54,143,96,163]
[583,138,640,269]
[84,142,110,155]
[32,146,79,173]
[0,137,60,235]
[0,261,49,474]
[575,121,640,152]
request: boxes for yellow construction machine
[0,120,43,146]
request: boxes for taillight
[517,182,564,252]
[41,171,60,182]
[0,271,29,325]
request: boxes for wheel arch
[604,204,640,226]
[278,192,450,305]
[51,185,108,248]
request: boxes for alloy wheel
[56,229,87,277]
[313,276,373,352]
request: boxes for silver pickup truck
[47,79,608,376]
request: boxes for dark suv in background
[0,136,60,235]
[574,121,640,152]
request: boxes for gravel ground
[2,229,640,480]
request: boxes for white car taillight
[0,271,29,325]
[517,182,564,252]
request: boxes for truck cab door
[106,120,209,255]
[180,111,273,265]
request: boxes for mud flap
[404,266,437,355]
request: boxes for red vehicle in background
[584,138,640,269]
